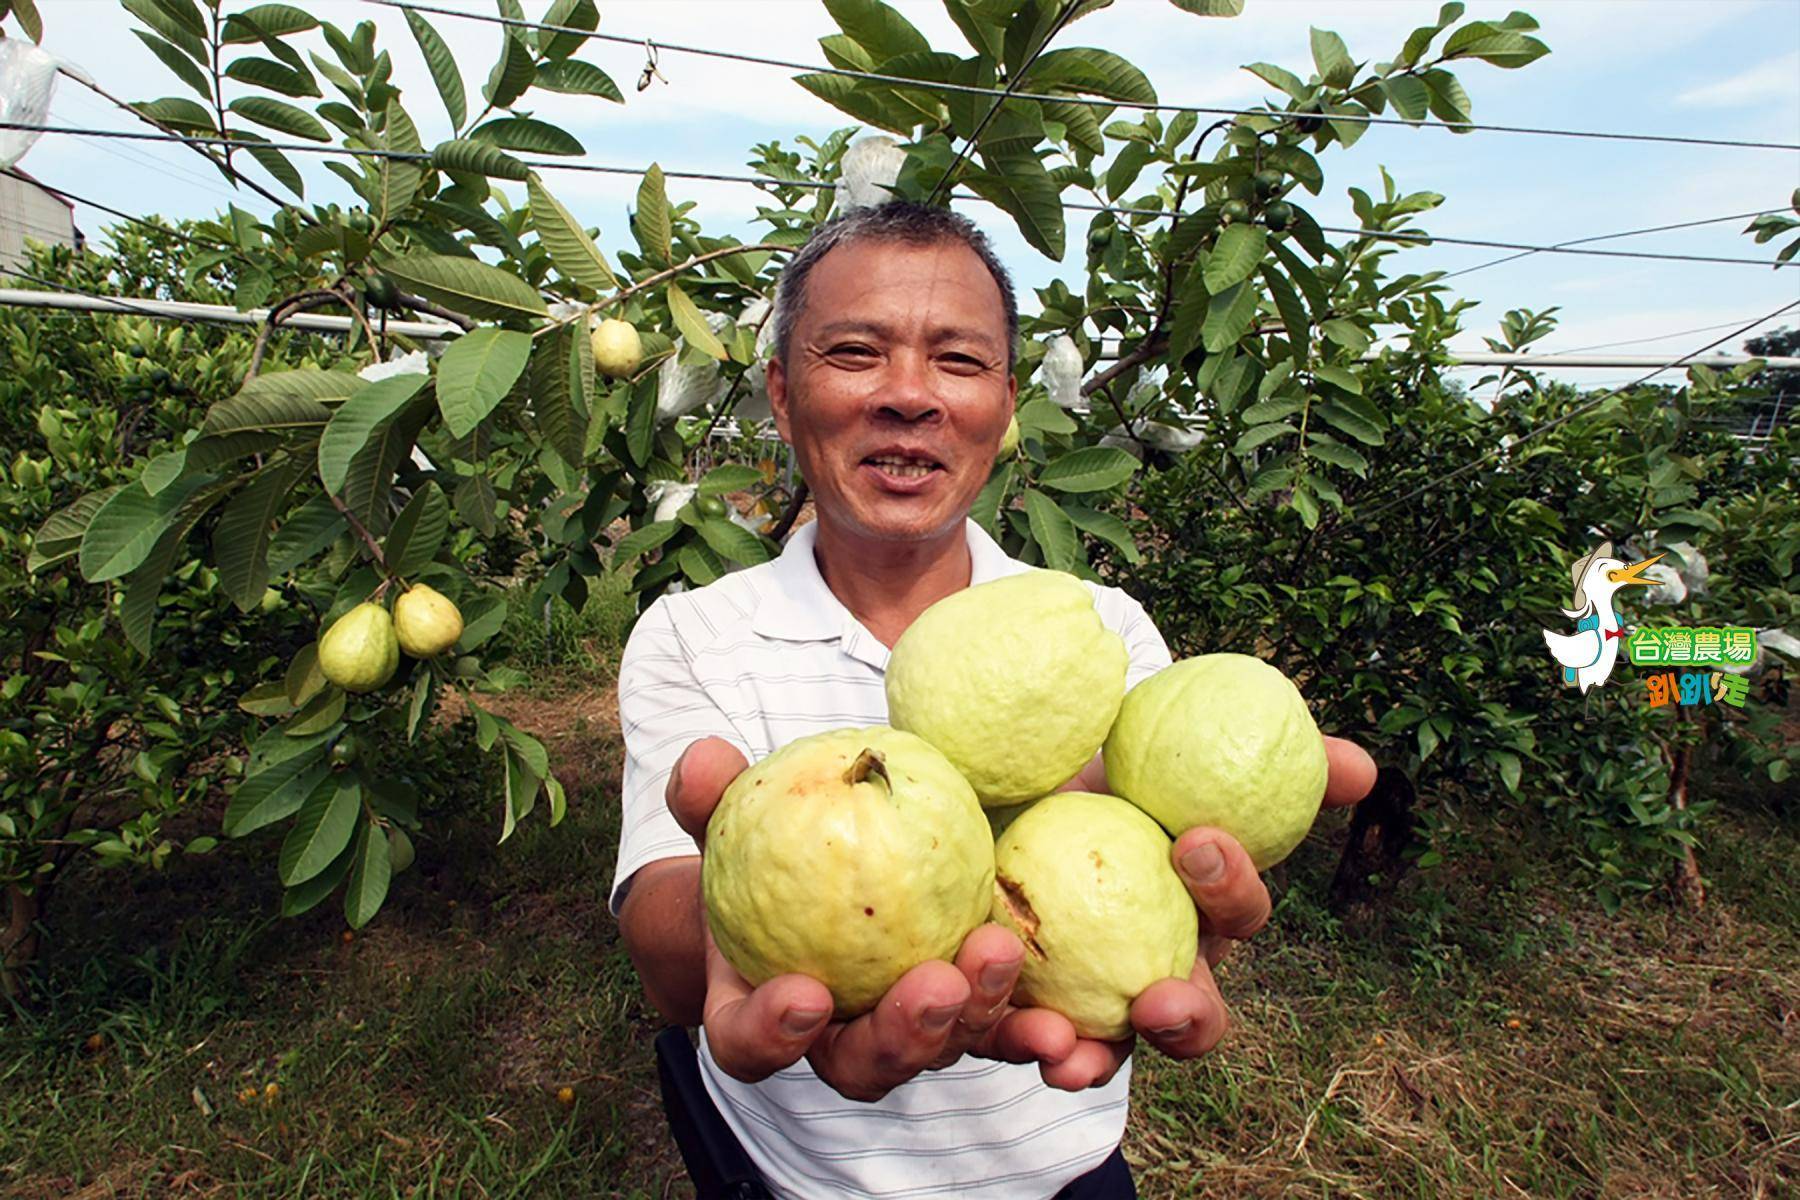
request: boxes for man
[613,199,1376,1198]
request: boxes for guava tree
[18,0,1555,933]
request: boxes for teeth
[868,455,935,478]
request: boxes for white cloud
[1674,51,1800,108]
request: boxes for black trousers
[655,1027,1136,1199]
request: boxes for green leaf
[1203,224,1268,293]
[1321,318,1372,356]
[529,326,585,469]
[286,686,346,737]
[234,133,306,198]
[1243,61,1306,100]
[1655,508,1723,533]
[471,117,584,156]
[963,152,1065,259]
[668,283,729,361]
[1316,400,1384,445]
[382,254,548,321]
[407,671,436,742]
[1234,421,1296,452]
[134,30,212,101]
[279,775,361,886]
[1202,280,1258,353]
[1261,262,1309,350]
[455,590,508,652]
[699,464,763,496]
[437,328,532,439]
[612,520,681,567]
[374,101,426,224]
[223,55,320,98]
[971,462,1014,537]
[533,58,624,100]
[1022,488,1080,572]
[455,475,498,536]
[540,0,599,59]
[1170,0,1244,13]
[527,173,617,291]
[79,476,206,583]
[484,28,536,108]
[1381,74,1430,122]
[29,487,120,573]
[405,8,466,128]
[1062,504,1142,564]
[223,750,329,837]
[1304,438,1369,476]
[826,0,931,61]
[344,816,393,929]
[636,164,673,265]
[121,482,233,653]
[1026,47,1156,104]
[697,517,771,566]
[203,369,359,435]
[1242,398,1304,424]
[268,495,347,574]
[130,96,216,132]
[1037,446,1139,493]
[342,396,434,536]
[319,373,429,494]
[280,837,355,917]
[214,459,302,610]
[431,137,529,180]
[225,3,315,39]
[1443,22,1549,69]
[1309,27,1355,88]
[385,482,450,577]
[227,95,331,141]
[1313,364,1362,395]
[1422,68,1473,128]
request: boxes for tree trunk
[1666,738,1706,910]
[1329,766,1418,910]
[1,884,38,1001]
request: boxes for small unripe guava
[590,318,642,379]
[393,584,464,658]
[317,602,400,693]
[996,413,1020,460]
[1104,653,1327,870]
[990,792,1197,1040]
[886,570,1128,807]
[702,726,994,1018]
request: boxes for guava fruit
[702,726,994,1018]
[996,413,1020,460]
[990,792,1197,1040]
[1104,653,1327,870]
[317,602,399,694]
[590,318,642,379]
[393,584,464,658]
[886,570,1128,807]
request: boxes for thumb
[667,736,750,844]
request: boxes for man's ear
[767,355,792,444]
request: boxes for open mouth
[861,453,942,480]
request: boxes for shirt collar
[750,517,1028,651]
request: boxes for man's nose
[876,347,943,423]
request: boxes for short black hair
[773,199,1019,376]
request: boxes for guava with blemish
[701,726,994,1018]
[989,792,1197,1040]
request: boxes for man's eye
[831,344,875,357]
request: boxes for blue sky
[18,0,1800,390]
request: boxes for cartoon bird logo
[1542,540,1664,693]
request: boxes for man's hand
[983,733,1380,1090]
[667,737,1040,1102]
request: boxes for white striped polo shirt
[612,516,1174,1199]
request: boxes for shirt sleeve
[1099,584,1175,689]
[610,595,753,916]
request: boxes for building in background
[0,170,82,273]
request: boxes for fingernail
[781,1007,828,1036]
[1151,1018,1193,1039]
[921,1003,961,1033]
[980,959,1020,992]
[1182,842,1225,884]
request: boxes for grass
[2,654,1796,1198]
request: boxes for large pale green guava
[885,570,1128,807]
[317,602,399,694]
[1104,653,1327,870]
[702,726,995,1019]
[990,792,1197,1040]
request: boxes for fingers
[666,737,750,844]
[1129,960,1229,1059]
[979,1005,1079,1069]
[952,923,1024,1037]
[701,927,834,1084]
[1171,829,1270,967]
[1040,1036,1133,1091]
[1323,736,1378,808]
[807,959,972,1102]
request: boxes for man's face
[767,237,1016,544]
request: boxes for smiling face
[766,237,1016,545]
